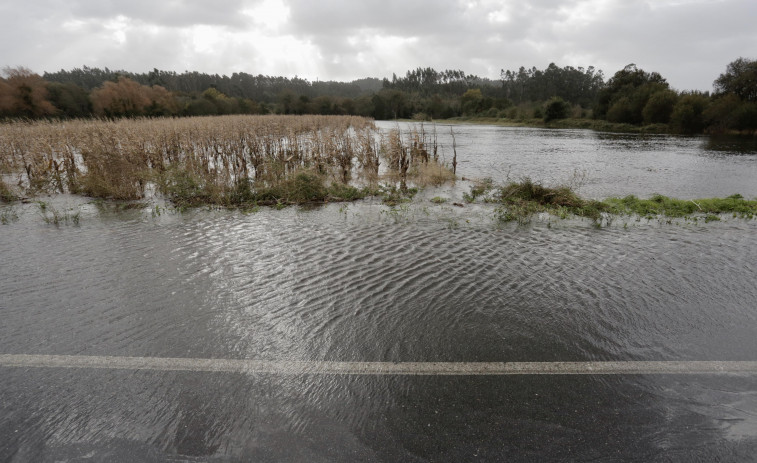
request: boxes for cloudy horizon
[1,0,755,91]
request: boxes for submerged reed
[0,115,455,206]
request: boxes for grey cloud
[284,0,463,37]
[66,0,253,28]
[1,0,756,90]
[3,0,256,30]
[552,0,757,90]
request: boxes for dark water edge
[2,201,757,461]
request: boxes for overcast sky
[1,0,755,91]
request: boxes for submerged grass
[36,201,81,226]
[377,184,419,206]
[158,167,373,208]
[0,178,16,202]
[1,206,19,224]
[485,178,757,224]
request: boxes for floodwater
[2,125,757,461]
[375,121,757,199]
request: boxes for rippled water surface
[2,125,757,461]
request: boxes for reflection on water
[2,124,757,460]
[704,134,757,154]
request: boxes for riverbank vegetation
[0,115,454,207]
[2,58,755,134]
[462,178,757,225]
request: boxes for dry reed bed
[0,115,454,205]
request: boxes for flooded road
[2,125,757,461]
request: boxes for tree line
[1,58,756,133]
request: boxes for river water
[1,124,757,461]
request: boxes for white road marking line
[1,354,756,375]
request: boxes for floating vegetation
[36,201,81,226]
[378,184,419,206]
[0,115,456,208]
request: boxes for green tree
[202,88,237,114]
[670,93,709,133]
[277,89,297,114]
[732,103,757,133]
[381,89,410,119]
[714,57,757,102]
[46,82,91,117]
[703,94,741,132]
[642,89,677,124]
[461,88,484,115]
[595,64,669,123]
[606,97,635,124]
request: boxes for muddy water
[2,126,757,461]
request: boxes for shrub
[543,97,571,122]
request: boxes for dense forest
[0,58,755,133]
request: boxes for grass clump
[462,177,495,203]
[378,184,418,206]
[1,207,19,224]
[494,177,604,223]
[258,171,327,204]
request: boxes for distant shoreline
[393,117,756,136]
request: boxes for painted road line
[1,354,757,375]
